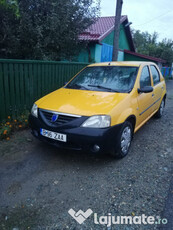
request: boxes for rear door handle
[152,93,154,97]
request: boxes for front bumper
[29,114,123,153]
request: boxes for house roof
[79,16,135,51]
[124,49,166,63]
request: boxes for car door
[149,65,163,112]
[137,65,154,125]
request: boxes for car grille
[39,109,79,126]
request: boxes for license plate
[40,128,67,142]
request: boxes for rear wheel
[110,121,133,158]
[155,98,165,118]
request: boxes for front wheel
[110,121,133,158]
[155,98,165,118]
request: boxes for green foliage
[0,0,100,60]
[132,30,173,66]
[0,0,19,16]
[0,1,20,58]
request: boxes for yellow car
[29,61,166,158]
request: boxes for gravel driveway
[0,80,173,230]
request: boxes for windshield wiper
[88,84,120,92]
[69,83,88,90]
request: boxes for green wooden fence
[0,59,88,122]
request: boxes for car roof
[88,61,156,67]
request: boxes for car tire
[155,98,165,118]
[110,121,133,158]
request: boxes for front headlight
[31,103,38,117]
[81,115,111,128]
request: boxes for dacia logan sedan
[29,62,166,158]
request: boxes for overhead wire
[135,9,173,27]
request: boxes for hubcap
[121,126,132,154]
[160,100,164,115]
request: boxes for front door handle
[152,93,154,97]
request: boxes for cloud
[100,0,173,41]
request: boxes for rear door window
[140,66,151,88]
[150,65,160,85]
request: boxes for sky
[100,0,173,41]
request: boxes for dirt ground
[0,80,173,230]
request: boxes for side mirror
[138,86,153,93]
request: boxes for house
[123,49,166,69]
[77,15,135,63]
[77,16,165,67]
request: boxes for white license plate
[40,128,67,142]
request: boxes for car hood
[36,88,128,116]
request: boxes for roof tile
[79,16,127,42]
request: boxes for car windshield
[65,66,138,93]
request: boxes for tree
[156,39,173,66]
[132,30,158,55]
[0,0,19,58]
[0,0,100,60]
[0,0,19,15]
[132,30,173,66]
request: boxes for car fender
[116,108,137,125]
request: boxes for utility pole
[112,0,123,61]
